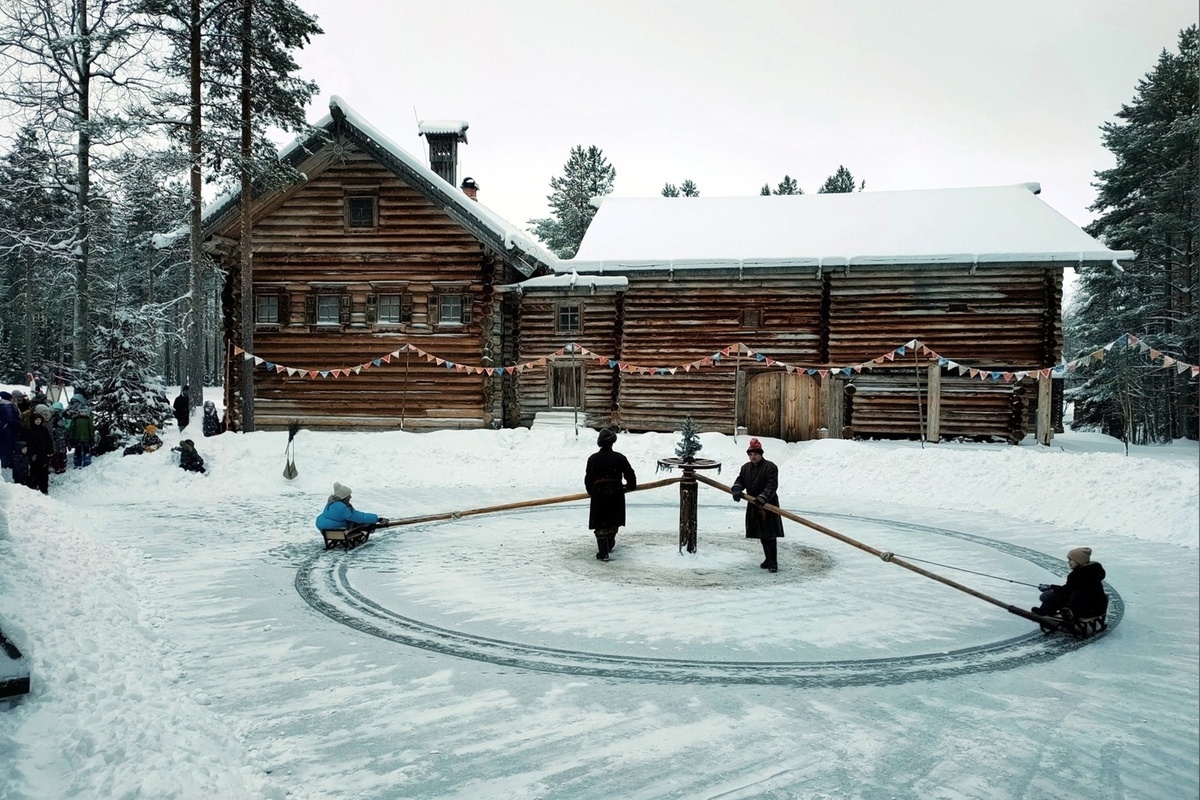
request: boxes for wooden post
[679,467,698,553]
[1037,372,1053,445]
[926,364,942,443]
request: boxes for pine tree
[772,175,801,195]
[818,165,864,193]
[529,145,616,259]
[662,179,699,197]
[1067,25,1198,442]
[675,417,703,461]
[84,305,175,454]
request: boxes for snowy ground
[0,387,1197,799]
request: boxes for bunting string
[231,333,1199,383]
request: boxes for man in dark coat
[731,437,785,572]
[584,429,637,562]
[1033,547,1108,622]
[173,385,191,431]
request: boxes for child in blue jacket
[315,482,387,532]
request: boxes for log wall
[220,144,516,430]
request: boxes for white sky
[290,0,1196,235]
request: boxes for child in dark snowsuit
[172,439,206,473]
[10,440,31,487]
[1033,546,1108,623]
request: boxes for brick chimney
[418,120,468,186]
[461,177,479,201]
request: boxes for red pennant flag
[382,354,392,364]
[884,351,896,361]
[817,369,828,378]
[308,371,318,379]
[233,346,244,355]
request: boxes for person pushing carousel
[731,437,784,572]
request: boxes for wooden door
[746,372,821,441]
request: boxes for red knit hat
[747,438,764,454]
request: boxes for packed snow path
[298,504,1124,687]
[0,423,1195,800]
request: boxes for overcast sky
[290,0,1195,235]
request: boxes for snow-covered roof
[500,271,628,293]
[418,119,469,141]
[203,97,555,275]
[564,183,1134,272]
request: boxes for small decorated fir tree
[675,417,702,462]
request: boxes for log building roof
[566,183,1134,271]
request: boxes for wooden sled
[1039,611,1108,640]
[321,525,372,551]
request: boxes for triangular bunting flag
[818,369,828,378]
[233,346,245,355]
[485,368,494,376]
[275,365,286,374]
[1093,350,1106,362]
[1149,348,1161,360]
[287,367,300,376]
[353,366,362,374]
[1175,361,1189,374]
[1163,356,1176,367]
[253,356,264,365]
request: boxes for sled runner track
[295,510,1124,687]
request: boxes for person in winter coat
[26,413,54,494]
[172,439,206,473]
[1033,547,1109,622]
[315,482,386,532]
[201,400,222,437]
[173,385,191,431]
[10,440,31,487]
[48,402,68,473]
[65,394,94,468]
[0,391,20,470]
[584,429,637,562]
[140,424,164,453]
[731,437,785,573]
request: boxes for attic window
[345,192,377,230]
[741,308,762,328]
[557,303,582,332]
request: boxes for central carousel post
[656,417,722,553]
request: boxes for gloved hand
[732,487,743,502]
[1038,583,1052,592]
[753,494,768,507]
[377,518,389,526]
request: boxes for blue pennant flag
[657,368,668,375]
[263,362,274,371]
[897,346,906,356]
[990,371,1002,380]
[319,370,330,379]
[712,353,722,361]
[755,353,766,362]
[445,361,455,369]
[497,367,507,375]
[1115,334,1129,347]
[372,359,382,367]
[842,367,853,375]
[938,358,948,366]
[608,359,618,369]
[806,368,817,375]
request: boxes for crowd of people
[1,384,219,493]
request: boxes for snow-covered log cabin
[203,97,555,431]
[508,185,1134,443]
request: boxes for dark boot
[607,533,616,552]
[765,538,778,572]
[760,539,771,569]
[595,532,610,561]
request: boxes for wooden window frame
[432,289,473,329]
[556,302,583,333]
[368,292,413,327]
[255,287,289,329]
[305,286,350,330]
[344,189,379,232]
[740,307,763,328]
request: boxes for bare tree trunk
[238,0,255,430]
[73,0,91,369]
[184,0,205,414]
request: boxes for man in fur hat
[584,428,637,561]
[731,437,784,572]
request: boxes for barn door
[745,372,821,441]
[550,363,583,408]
